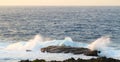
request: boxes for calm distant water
[0,6,120,43]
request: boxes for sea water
[0,6,120,62]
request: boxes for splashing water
[88,36,111,51]
[0,35,120,62]
[5,35,44,51]
[88,36,120,59]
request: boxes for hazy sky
[0,0,120,6]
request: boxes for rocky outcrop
[41,46,100,56]
[19,57,120,62]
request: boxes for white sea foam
[88,36,120,60]
[0,35,119,61]
[5,35,87,51]
[88,36,111,51]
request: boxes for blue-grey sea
[0,6,120,62]
[0,6,120,42]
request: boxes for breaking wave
[0,35,119,61]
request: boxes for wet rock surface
[19,57,120,62]
[20,46,120,62]
[41,46,100,56]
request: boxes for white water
[88,36,120,59]
[0,35,120,62]
[88,36,111,51]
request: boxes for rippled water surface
[0,6,120,46]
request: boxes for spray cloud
[88,36,110,51]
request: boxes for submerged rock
[41,46,100,56]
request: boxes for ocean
[0,6,120,62]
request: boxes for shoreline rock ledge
[41,46,100,56]
[20,46,120,62]
[19,57,120,62]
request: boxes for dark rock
[63,58,75,62]
[19,59,31,62]
[32,59,46,62]
[41,46,99,56]
[84,50,101,56]
[19,57,120,62]
[26,50,32,52]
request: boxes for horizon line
[0,5,120,7]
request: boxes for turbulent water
[0,6,120,62]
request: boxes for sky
[0,0,120,6]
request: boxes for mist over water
[0,6,120,61]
